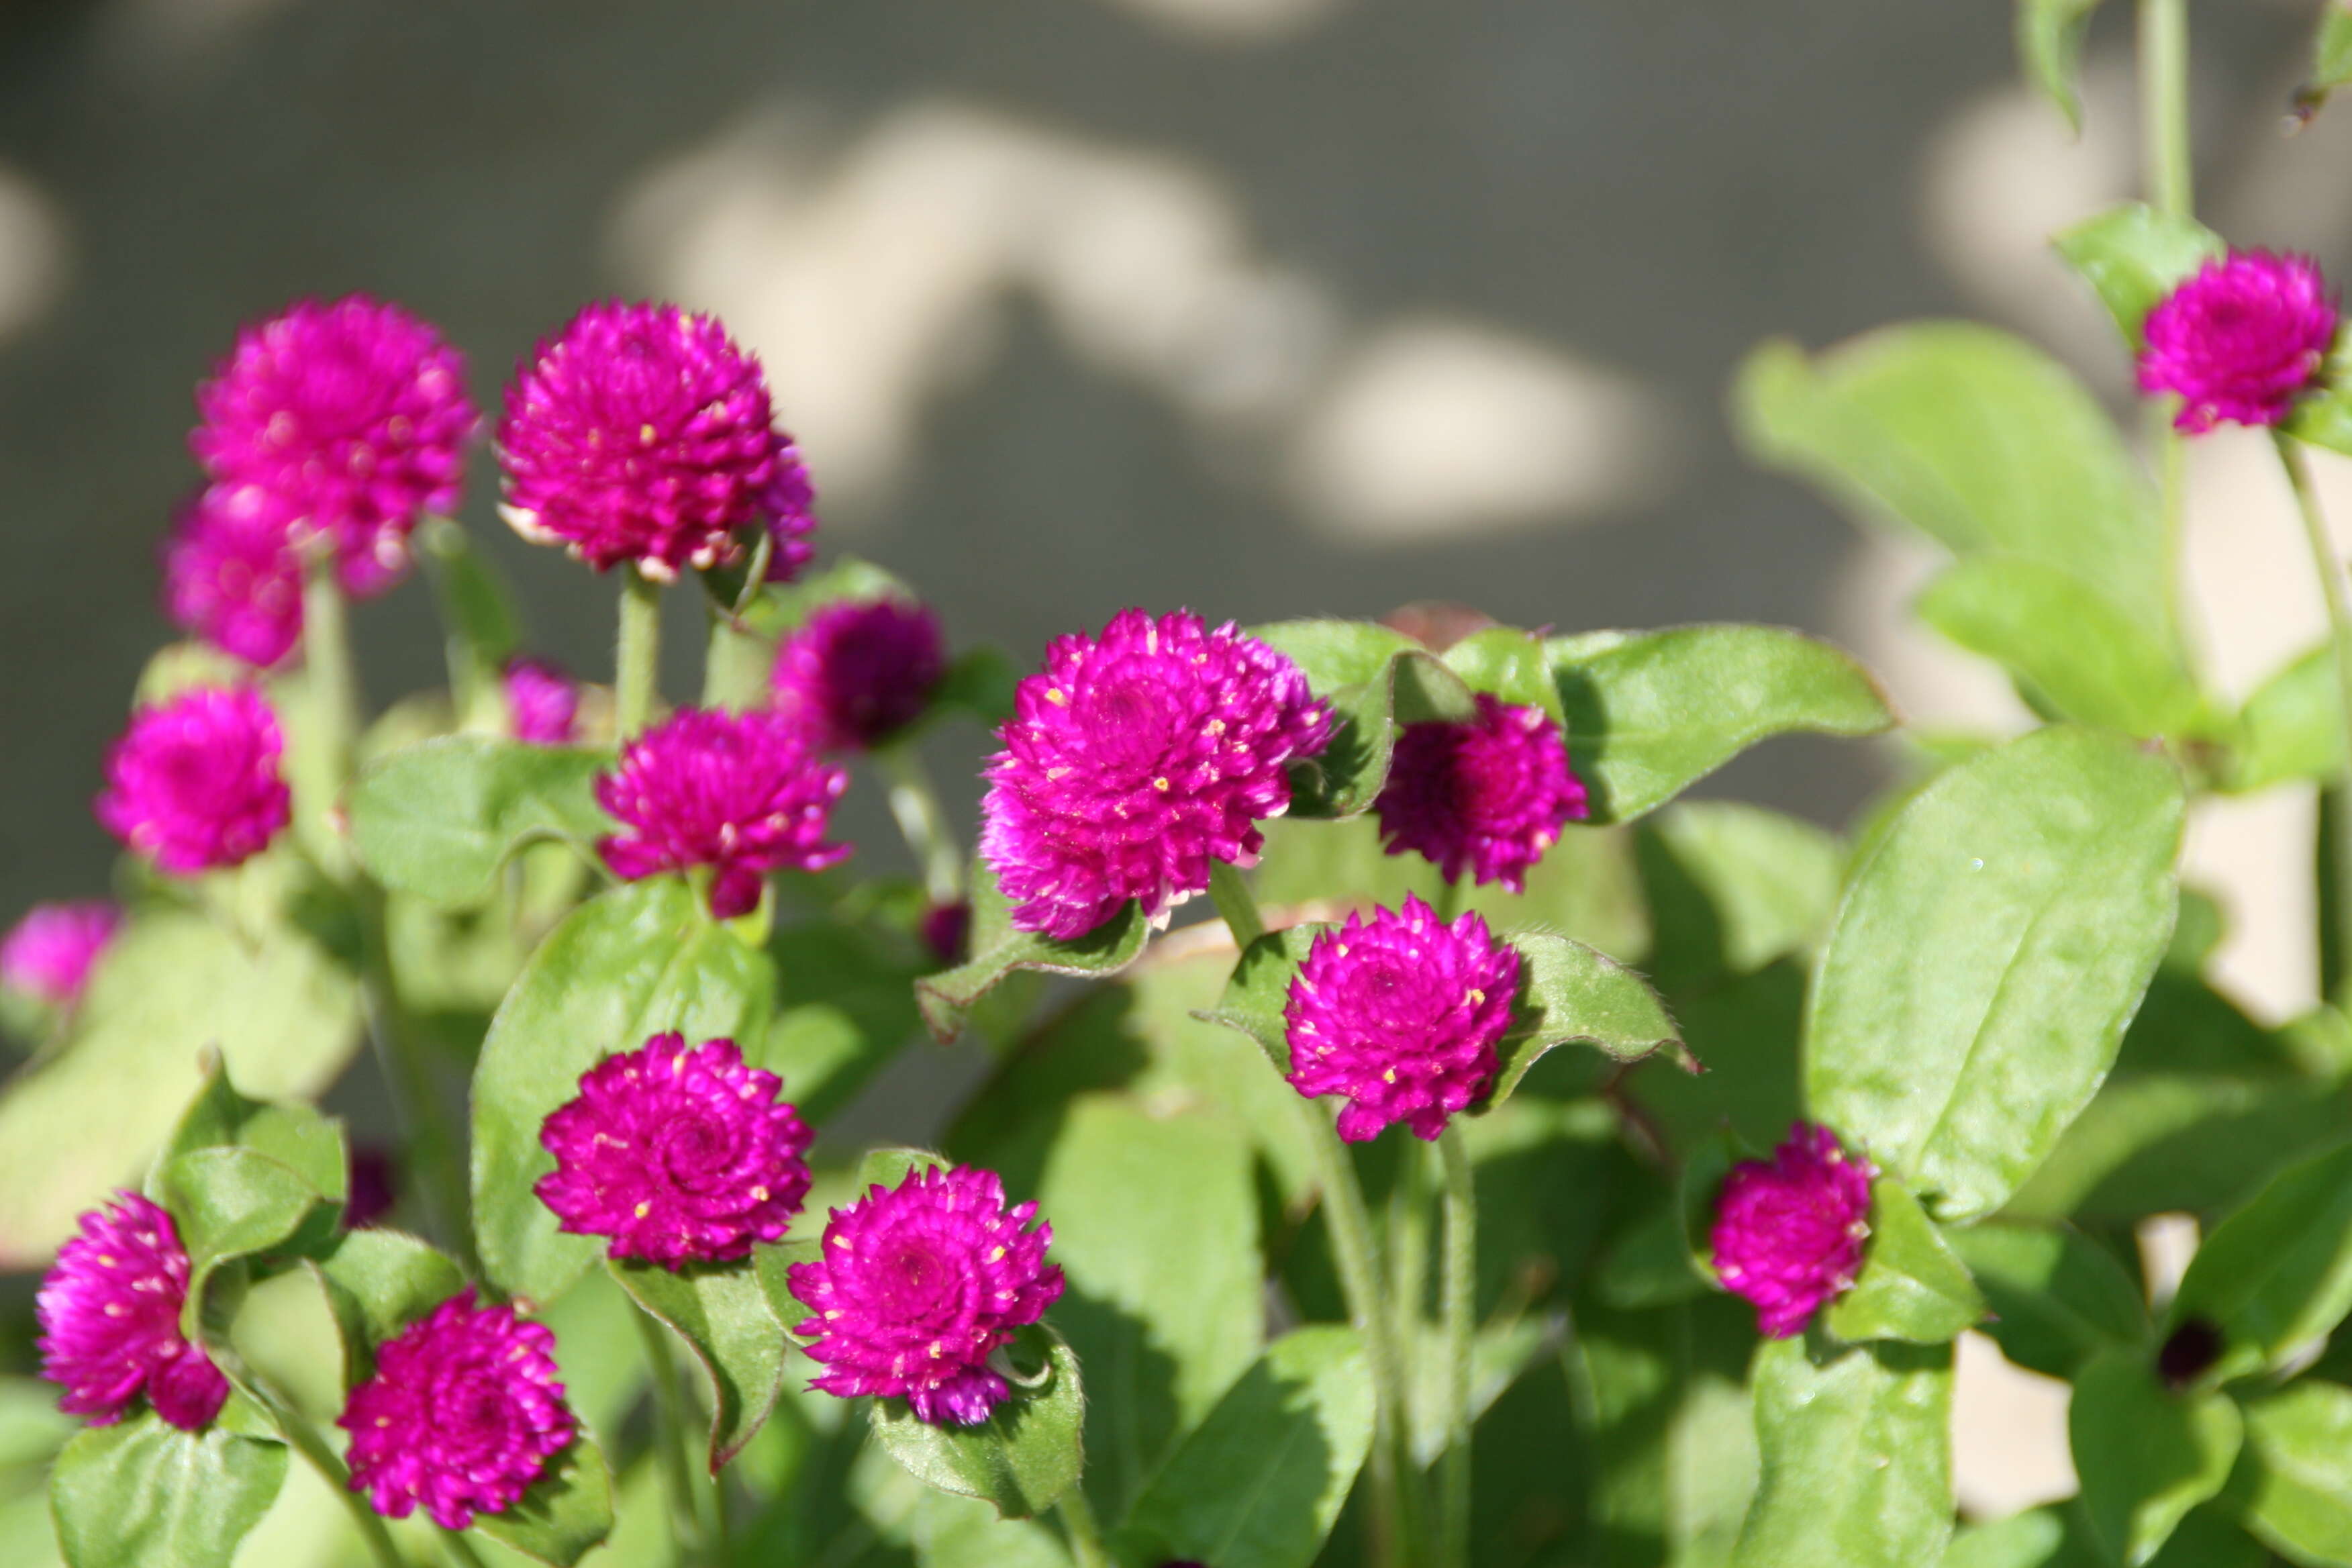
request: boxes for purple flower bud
[160,484,305,668]
[920,899,971,965]
[1283,895,1520,1142]
[501,656,581,746]
[771,597,946,752]
[0,900,121,1011]
[787,1163,1064,1426]
[2139,250,2339,433]
[38,1192,229,1430]
[979,609,1332,940]
[1374,693,1587,893]
[95,687,292,875]
[534,1034,813,1268]
[1708,1123,1874,1338]
[344,1146,397,1230]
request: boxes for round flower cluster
[0,901,121,1011]
[1709,1123,1875,1338]
[38,1192,229,1431]
[535,1034,814,1268]
[339,1289,575,1530]
[980,609,1331,940]
[2139,250,2339,433]
[159,484,305,667]
[95,686,291,874]
[1283,895,1522,1142]
[788,1163,1064,1426]
[772,596,946,752]
[502,656,581,746]
[1375,693,1587,891]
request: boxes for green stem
[634,1302,708,1566]
[2279,431,2352,1005]
[1208,859,1267,951]
[1437,1128,1477,1568]
[440,1530,491,1568]
[701,605,773,712]
[2141,0,2197,663]
[875,743,966,904]
[1055,1488,1112,1568]
[357,879,475,1271]
[273,1395,407,1568]
[616,568,663,740]
[1431,875,1465,924]
[300,551,360,879]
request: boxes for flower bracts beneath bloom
[1284,895,1520,1142]
[1709,1122,1874,1338]
[95,685,292,874]
[980,608,1332,939]
[595,706,850,920]
[160,483,305,667]
[787,1163,1064,1426]
[38,1192,229,1431]
[339,1289,575,1531]
[771,596,946,752]
[502,656,581,746]
[497,301,817,582]
[535,1033,814,1268]
[1375,692,1587,892]
[1,900,121,1010]
[2139,249,2340,433]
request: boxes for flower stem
[1436,1127,1477,1568]
[1208,859,1267,951]
[633,1302,709,1566]
[269,1391,406,1568]
[2140,0,2198,664]
[2277,431,2352,1000]
[616,568,663,740]
[440,1529,490,1568]
[1056,1487,1112,1568]
[299,551,360,880]
[357,878,475,1270]
[1432,875,1465,924]
[875,742,965,905]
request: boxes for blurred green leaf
[2239,1379,2352,1565]
[1943,1506,2092,1568]
[2167,1138,2352,1379]
[1635,801,1844,995]
[48,1416,285,1568]
[611,1257,788,1472]
[870,1323,1083,1519]
[1733,1337,1951,1568]
[2235,642,2341,792]
[2071,1349,2241,1566]
[1944,1223,2149,1379]
[2298,3,2352,120]
[916,859,1147,1042]
[763,920,928,1123]
[1822,1179,1984,1345]
[157,1146,335,1340]
[473,1431,616,1567]
[1251,618,1477,819]
[2053,203,2223,349]
[158,1057,347,1213]
[346,737,613,908]
[2016,0,2110,132]
[420,517,524,726]
[933,646,1020,731]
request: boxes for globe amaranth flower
[1,901,121,1010]
[1709,1123,1875,1338]
[160,484,305,667]
[38,1191,229,1430]
[1283,895,1521,1142]
[340,1289,575,1530]
[1375,693,1587,892]
[192,295,476,597]
[95,686,292,874]
[2139,250,2340,433]
[596,706,850,920]
[503,656,581,746]
[497,301,817,583]
[771,597,946,752]
[979,609,1332,939]
[788,1163,1064,1426]
[534,1033,813,1268]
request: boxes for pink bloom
[159,484,305,667]
[191,295,477,597]
[0,901,122,1010]
[497,301,816,583]
[339,1289,575,1531]
[2139,250,2339,433]
[1709,1123,1875,1338]
[788,1164,1063,1426]
[534,1034,813,1268]
[502,656,581,746]
[595,707,850,920]
[979,609,1332,940]
[95,687,291,874]
[38,1192,230,1430]
[1375,693,1587,892]
[1284,895,1520,1142]
[771,597,945,752]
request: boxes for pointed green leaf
[1944,1223,2149,1379]
[2070,1349,2241,1567]
[1635,801,1845,993]
[346,737,614,908]
[2298,3,2352,120]
[157,1146,334,1339]
[610,1257,787,1471]
[2235,642,2341,791]
[156,1058,348,1207]
[1442,624,1565,724]
[1249,618,1477,819]
[2017,0,2110,132]
[2167,1138,2352,1380]
[1733,1336,1953,1568]
[869,1323,1084,1518]
[472,1432,616,1567]
[1823,1178,1985,1344]
[2239,1379,2352,1566]
[48,1416,286,1568]
[307,1228,468,1385]
[916,859,1148,1042]
[2053,203,2224,349]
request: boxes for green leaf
[1914,556,2204,738]
[916,859,1149,1042]
[48,1416,286,1568]
[420,517,524,726]
[2053,203,2224,349]
[763,920,927,1123]
[2239,1379,2352,1566]
[1943,1507,2092,1568]
[2298,3,2352,120]
[2167,1138,2352,1380]
[1110,1326,1373,1568]
[307,1227,468,1384]
[156,1058,348,1206]
[1249,619,1477,819]
[1577,1291,1761,1565]
[1732,1336,1953,1568]
[856,1144,950,1194]
[1804,726,2186,1222]
[933,646,1020,730]
[1442,625,1565,724]
[2016,0,2110,132]
[157,1146,335,1339]
[2235,643,2341,792]
[1944,1223,2149,1379]
[346,737,614,907]
[738,555,913,639]
[1635,801,1845,994]
[869,1323,1084,1518]
[473,1432,616,1567]
[1547,625,1892,823]
[610,1257,787,1471]
[2070,1349,2242,1567]
[472,879,777,1304]
[2284,370,2352,460]
[1822,1179,1985,1344]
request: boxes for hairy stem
[876,742,966,905]
[1208,859,1267,951]
[1437,1128,1477,1568]
[616,568,663,740]
[634,1302,709,1566]
[2279,432,2352,1003]
[271,1392,407,1568]
[1056,1487,1112,1568]
[2140,0,2198,666]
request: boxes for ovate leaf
[1822,1178,1985,1345]
[611,1258,787,1471]
[2053,203,2223,349]
[156,1146,337,1339]
[346,737,613,907]
[916,859,1149,1042]
[2167,1138,2352,1381]
[869,1323,1084,1518]
[2069,1350,2241,1567]
[1944,1223,2149,1379]
[49,1416,285,1568]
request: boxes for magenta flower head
[1709,1122,1875,1338]
[497,301,818,583]
[38,1191,229,1430]
[1,901,121,1011]
[160,484,305,668]
[2139,250,2340,433]
[502,656,581,746]
[979,609,1332,939]
[596,706,850,920]
[339,1289,574,1530]
[191,295,476,597]
[1283,895,1520,1142]
[95,686,292,875]
[534,1033,814,1268]
[787,1163,1064,1426]
[1375,693,1587,893]
[771,597,946,752]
